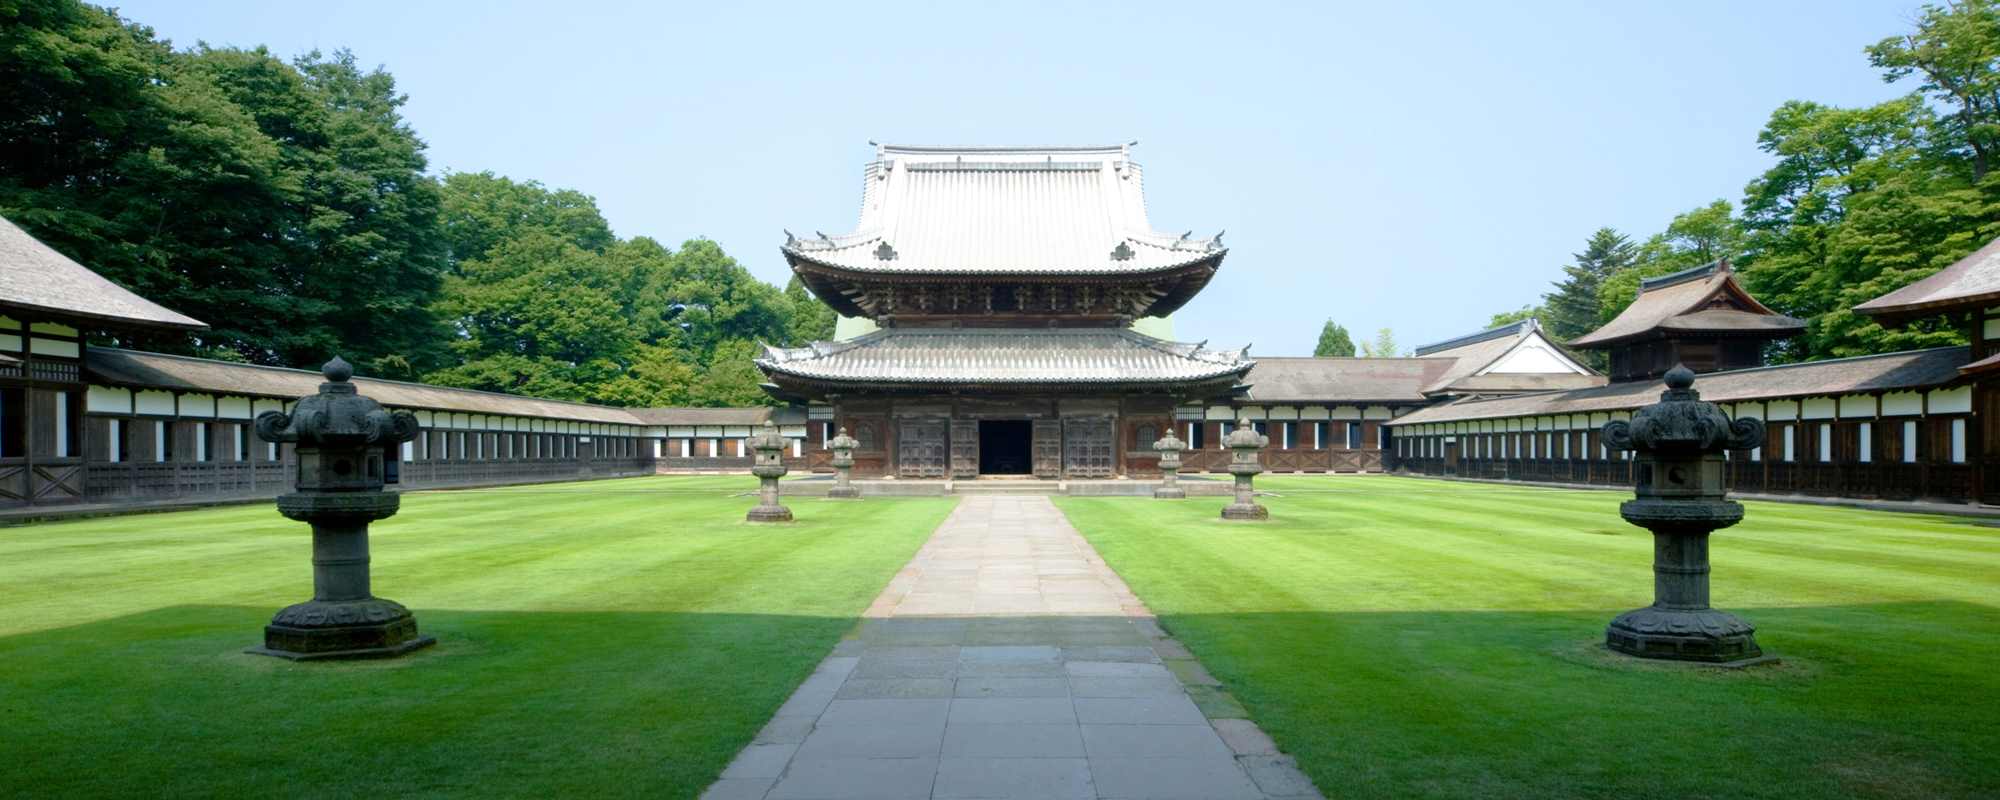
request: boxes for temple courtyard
[2,475,1996,799]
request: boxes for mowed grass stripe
[0,476,956,798]
[1055,476,2000,800]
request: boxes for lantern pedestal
[247,358,429,661]
[826,427,862,499]
[1599,366,1766,665]
[1219,419,1269,520]
[748,423,794,522]
[1152,432,1186,499]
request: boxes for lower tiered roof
[755,328,1253,394]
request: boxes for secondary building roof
[1853,233,2000,322]
[1411,319,1600,397]
[1388,346,1969,426]
[756,328,1253,391]
[624,407,805,426]
[0,216,206,331]
[87,348,648,425]
[1569,260,1803,348]
[782,143,1224,277]
[1238,357,1454,404]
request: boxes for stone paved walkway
[703,496,1321,800]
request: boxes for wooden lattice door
[950,419,979,478]
[1032,420,1063,478]
[1063,417,1115,478]
[898,419,947,478]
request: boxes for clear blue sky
[118,0,1918,355]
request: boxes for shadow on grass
[1148,601,2000,800]
[0,605,855,799]
[5,601,1997,799]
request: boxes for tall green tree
[1541,228,1634,366]
[1360,327,1403,358]
[1869,0,2000,180]
[0,2,445,375]
[1313,319,1355,357]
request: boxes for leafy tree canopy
[1313,319,1355,357]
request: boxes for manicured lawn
[1057,476,2000,800]
[0,475,953,798]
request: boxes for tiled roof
[1238,357,1453,403]
[86,348,648,425]
[1853,234,2000,320]
[756,328,1253,386]
[1388,347,1969,426]
[782,143,1223,276]
[625,407,807,426]
[0,216,206,330]
[1569,260,1802,347]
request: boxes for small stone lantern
[827,426,861,499]
[1600,365,1766,663]
[1153,430,1187,499]
[249,357,430,660]
[747,422,793,522]
[1221,418,1269,520]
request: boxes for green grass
[1056,475,2000,800]
[0,475,954,798]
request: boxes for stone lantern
[1153,429,1187,499]
[1600,365,1766,663]
[747,422,793,522]
[1221,418,1269,520]
[827,426,861,499]
[249,357,430,660]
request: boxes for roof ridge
[1413,319,1534,356]
[1638,258,1727,293]
[1427,346,1969,409]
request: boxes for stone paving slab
[704,496,1323,800]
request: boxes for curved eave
[0,299,208,333]
[1569,320,1806,349]
[1854,292,2000,325]
[784,248,1224,319]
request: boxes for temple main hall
[758,144,1252,479]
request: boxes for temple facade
[759,144,1253,479]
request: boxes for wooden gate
[950,419,979,478]
[1063,417,1114,478]
[1032,419,1063,478]
[898,419,948,478]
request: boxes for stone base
[747,505,794,522]
[248,598,434,661]
[1606,605,1762,663]
[826,486,861,499]
[1221,502,1268,520]
[1153,487,1186,500]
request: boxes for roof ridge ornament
[1110,241,1135,261]
[873,241,897,261]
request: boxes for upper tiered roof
[781,143,1225,321]
[0,216,206,331]
[1569,260,1802,348]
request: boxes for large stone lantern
[1600,365,1766,663]
[1153,430,1187,499]
[747,422,793,522]
[826,426,861,499]
[249,357,431,660]
[1221,418,1269,520]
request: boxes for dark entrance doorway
[979,420,1033,474]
